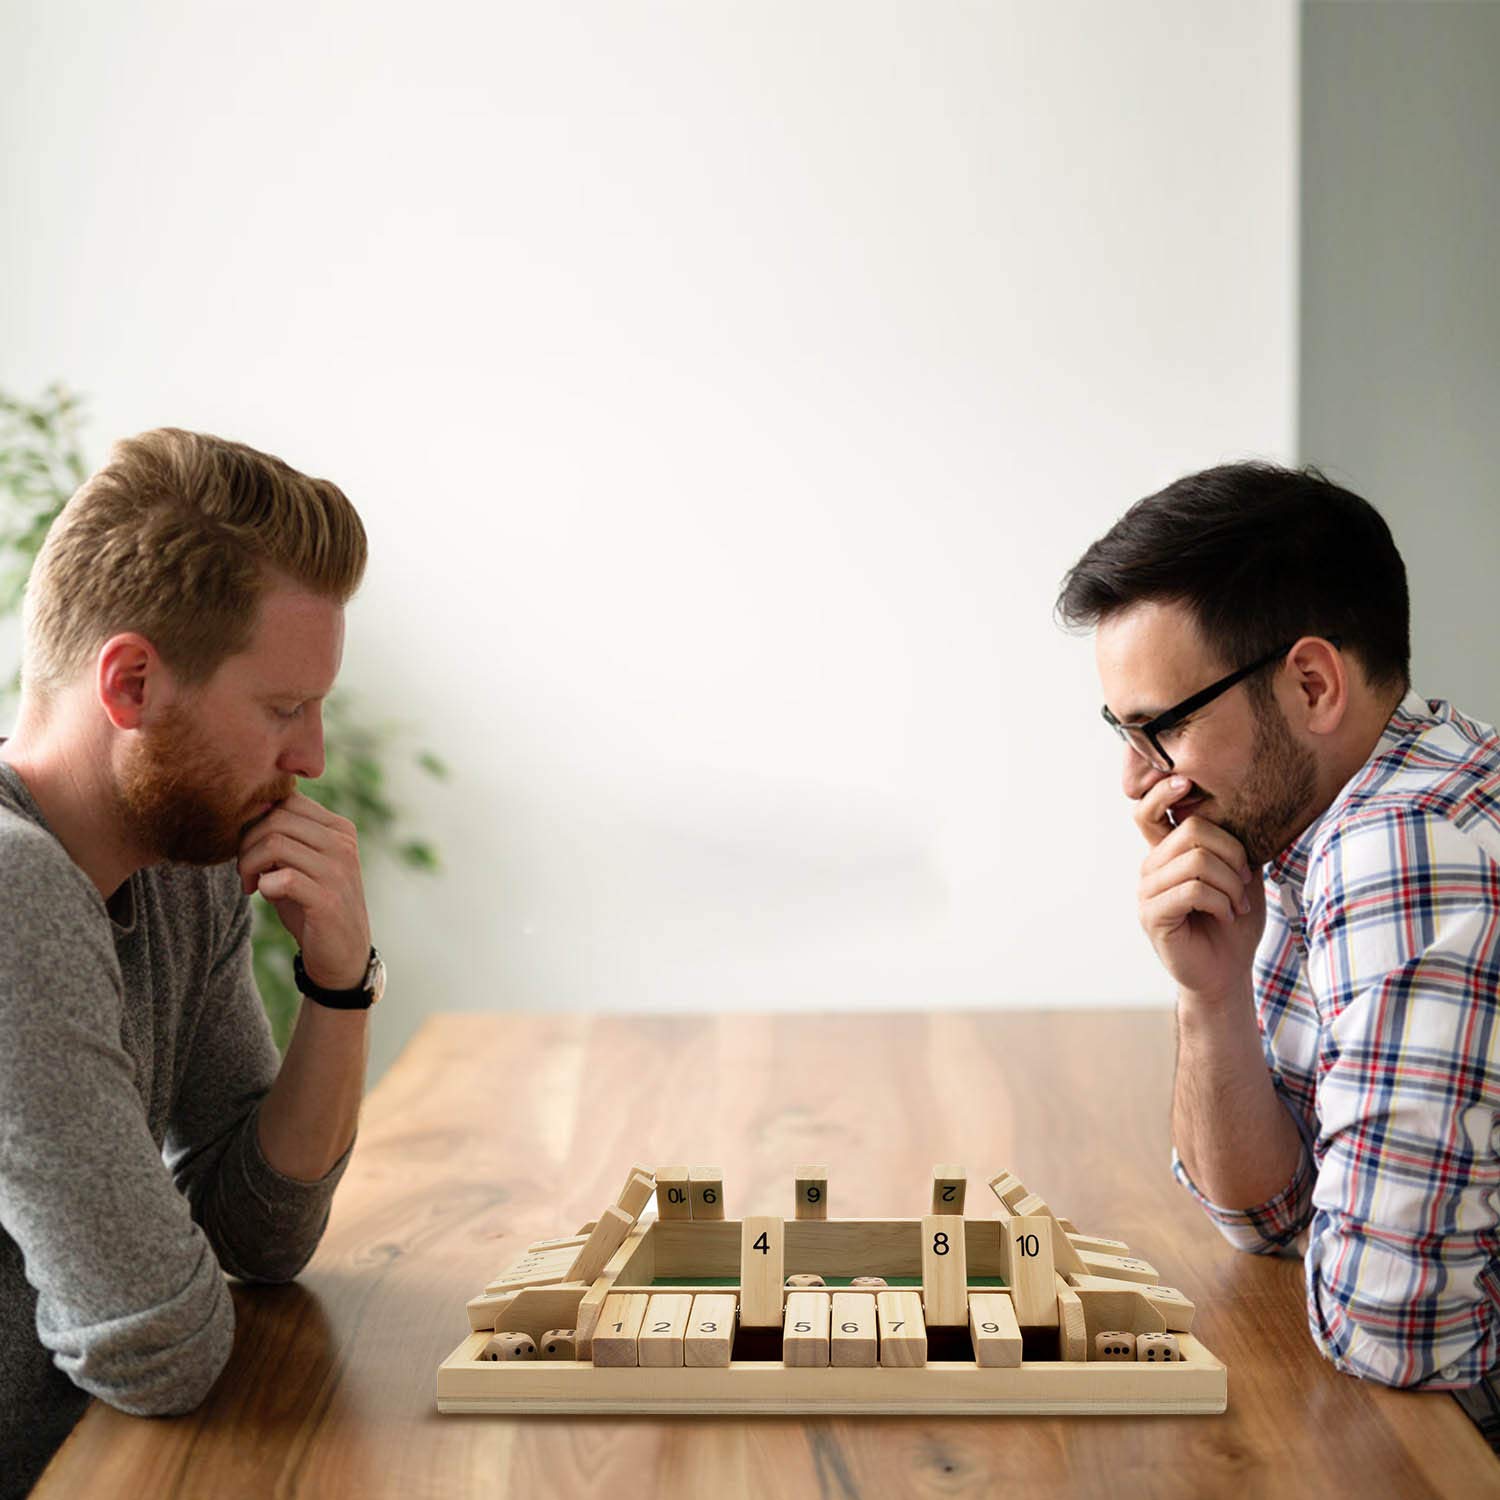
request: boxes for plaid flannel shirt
[1170,690,1500,1389]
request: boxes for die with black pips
[1136,1332,1181,1362]
[539,1328,576,1359]
[482,1332,537,1360]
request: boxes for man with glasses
[1058,461,1500,1450]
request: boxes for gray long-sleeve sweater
[0,751,351,1497]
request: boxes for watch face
[367,951,387,1006]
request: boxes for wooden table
[35,1011,1496,1497]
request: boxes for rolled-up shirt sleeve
[1170,1116,1317,1255]
[1300,809,1500,1389]
[1169,868,1321,1256]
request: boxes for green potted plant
[0,382,444,1048]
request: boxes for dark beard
[1216,693,1320,866]
[116,702,293,865]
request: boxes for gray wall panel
[1301,1,1500,720]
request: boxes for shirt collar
[1265,689,1435,891]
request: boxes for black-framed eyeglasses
[1100,636,1341,773]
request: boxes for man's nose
[279,707,326,782]
[1121,742,1169,801]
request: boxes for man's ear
[96,634,164,731]
[1286,635,1347,735]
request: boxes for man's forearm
[256,1002,369,1182]
[1173,978,1303,1207]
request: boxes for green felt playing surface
[650,1276,1009,1289]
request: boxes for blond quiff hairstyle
[22,428,367,700]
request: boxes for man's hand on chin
[1134,774,1266,1001]
[236,792,371,989]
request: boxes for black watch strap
[293,947,378,1010]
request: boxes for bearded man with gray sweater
[0,429,385,1496]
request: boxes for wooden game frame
[437,1170,1229,1416]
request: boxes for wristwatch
[293,946,386,1010]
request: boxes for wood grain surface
[33,1010,1498,1498]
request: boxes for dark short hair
[1055,461,1410,694]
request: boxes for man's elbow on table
[1305,1280,1493,1392]
[53,1271,235,1419]
[1306,1318,1443,1391]
[213,1227,323,1286]
[1213,1222,1305,1258]
[1234,1234,1301,1258]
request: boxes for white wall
[0,1,1299,1083]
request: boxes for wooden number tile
[489,1257,574,1284]
[1069,1273,1158,1294]
[793,1164,828,1220]
[1141,1284,1195,1332]
[487,1244,579,1287]
[931,1165,967,1214]
[638,1293,693,1368]
[1066,1232,1131,1253]
[1070,1269,1191,1327]
[592,1293,648,1367]
[967,1292,1022,1368]
[685,1293,737,1368]
[1010,1191,1089,1276]
[466,1292,511,1333]
[877,1290,927,1367]
[566,1205,635,1286]
[655,1165,693,1220]
[618,1161,654,1194]
[574,1278,614,1358]
[988,1171,1029,1211]
[616,1172,655,1221]
[739,1216,786,1326]
[1077,1250,1159,1283]
[830,1292,878,1368]
[1003,1214,1057,1327]
[482,1272,570,1300]
[1056,1279,1088,1361]
[783,1291,831,1367]
[920,1214,969,1327]
[525,1234,590,1253]
[689,1165,725,1221]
